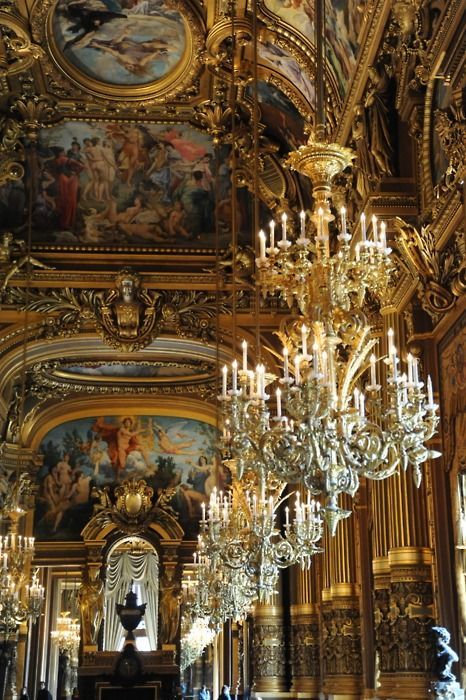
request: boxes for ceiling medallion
[37,0,203,100]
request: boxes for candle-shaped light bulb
[370,353,377,386]
[232,359,238,392]
[283,346,289,381]
[281,212,287,241]
[360,212,366,242]
[372,214,378,243]
[301,323,308,357]
[380,220,387,250]
[285,505,290,528]
[276,387,282,418]
[407,353,413,384]
[387,328,394,355]
[359,391,365,418]
[222,364,228,397]
[300,209,305,237]
[427,375,434,405]
[341,206,347,234]
[313,342,318,373]
[242,339,248,372]
[259,229,266,259]
[318,207,324,238]
[354,386,360,408]
[269,219,275,250]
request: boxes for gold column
[321,494,363,700]
[373,311,435,700]
[251,584,287,696]
[289,561,321,698]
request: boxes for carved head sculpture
[115,269,141,303]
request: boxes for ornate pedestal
[290,604,320,698]
[321,585,363,700]
[375,548,435,699]
[252,605,287,694]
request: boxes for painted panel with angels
[0,121,236,249]
[34,415,225,541]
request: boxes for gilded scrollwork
[1,269,232,349]
[433,103,466,196]
[394,217,465,323]
[252,621,286,679]
[0,232,54,290]
[0,7,44,78]
[290,620,320,679]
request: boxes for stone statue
[0,232,53,290]
[352,104,377,200]
[364,64,394,179]
[159,568,180,644]
[98,268,161,349]
[432,626,458,683]
[78,569,104,647]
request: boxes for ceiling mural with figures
[51,0,188,86]
[0,121,238,248]
[34,414,225,541]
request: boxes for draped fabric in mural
[34,414,223,541]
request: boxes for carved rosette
[321,597,363,698]
[290,604,320,694]
[252,605,287,693]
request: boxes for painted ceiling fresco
[263,0,362,97]
[51,0,187,86]
[0,121,241,248]
[251,81,306,151]
[34,414,223,541]
[258,40,315,108]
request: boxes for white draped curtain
[103,549,159,651]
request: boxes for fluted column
[372,310,435,699]
[289,561,321,698]
[321,494,363,700]
[251,583,287,696]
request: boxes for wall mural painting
[0,121,236,248]
[52,0,187,86]
[34,415,224,541]
[251,81,306,151]
[258,41,315,109]
[63,362,199,378]
[263,0,359,98]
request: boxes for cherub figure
[432,626,458,683]
[0,232,53,290]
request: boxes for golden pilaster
[321,495,363,700]
[289,555,321,698]
[251,603,287,694]
[373,312,435,700]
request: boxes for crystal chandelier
[0,475,44,638]
[51,611,81,655]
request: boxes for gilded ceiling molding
[30,0,205,106]
[0,2,44,78]
[393,217,465,324]
[0,92,57,186]
[1,269,232,349]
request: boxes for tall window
[103,537,159,651]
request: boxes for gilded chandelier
[0,475,44,638]
[51,611,81,655]
[220,139,440,535]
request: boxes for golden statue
[159,568,180,644]
[97,268,161,350]
[78,568,104,648]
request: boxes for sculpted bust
[98,268,161,350]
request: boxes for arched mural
[34,414,223,541]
